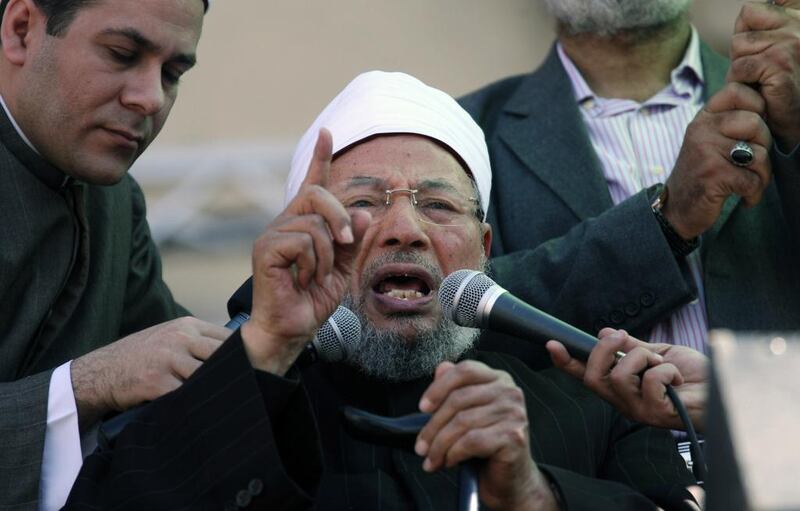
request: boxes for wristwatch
[650,183,699,258]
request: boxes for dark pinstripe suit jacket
[460,43,800,369]
[65,331,695,511]
[0,107,187,509]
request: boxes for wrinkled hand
[546,329,709,432]
[665,82,773,239]
[729,0,800,150]
[241,129,371,375]
[415,361,558,511]
[71,316,230,429]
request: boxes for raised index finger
[302,128,334,189]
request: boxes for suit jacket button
[609,310,625,325]
[236,489,252,508]
[624,302,640,317]
[640,292,656,307]
[248,478,263,496]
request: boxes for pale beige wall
[154,0,742,147]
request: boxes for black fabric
[65,330,319,511]
[66,334,696,510]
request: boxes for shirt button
[624,303,641,317]
[582,98,596,110]
[248,478,263,496]
[609,310,626,325]
[651,165,665,175]
[236,489,252,508]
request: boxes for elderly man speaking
[65,72,695,511]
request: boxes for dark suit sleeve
[120,178,190,336]
[489,354,696,511]
[488,187,695,339]
[772,144,800,238]
[0,371,52,509]
[64,330,322,511]
[540,419,697,511]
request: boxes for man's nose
[120,66,167,116]
[376,198,431,249]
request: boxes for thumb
[771,0,800,23]
[434,361,456,380]
[771,0,800,9]
[332,210,371,275]
[546,340,587,379]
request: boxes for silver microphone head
[438,270,504,328]
[312,305,361,362]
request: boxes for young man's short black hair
[0,0,207,37]
[0,0,99,37]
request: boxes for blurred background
[134,0,741,323]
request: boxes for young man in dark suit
[0,1,231,508]
[460,0,800,368]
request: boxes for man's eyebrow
[346,176,468,194]
[347,176,386,188]
[99,28,197,67]
[416,179,463,195]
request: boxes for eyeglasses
[343,187,481,227]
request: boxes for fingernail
[340,226,354,243]
[415,439,428,456]
[419,397,432,412]
[422,458,433,472]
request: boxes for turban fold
[285,71,491,220]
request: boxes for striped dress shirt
[556,30,709,353]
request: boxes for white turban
[284,71,491,220]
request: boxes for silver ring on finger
[730,141,755,167]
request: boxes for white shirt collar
[0,92,40,154]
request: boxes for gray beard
[340,252,485,382]
[540,0,692,37]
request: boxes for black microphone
[439,270,708,482]
[226,277,253,330]
[226,277,361,365]
[438,270,610,361]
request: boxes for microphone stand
[342,407,480,511]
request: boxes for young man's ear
[1,0,44,66]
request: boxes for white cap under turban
[284,71,492,220]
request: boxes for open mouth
[369,265,437,312]
[374,274,432,300]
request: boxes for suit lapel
[497,47,613,221]
[495,42,740,234]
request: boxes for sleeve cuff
[39,361,82,511]
[254,365,302,419]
